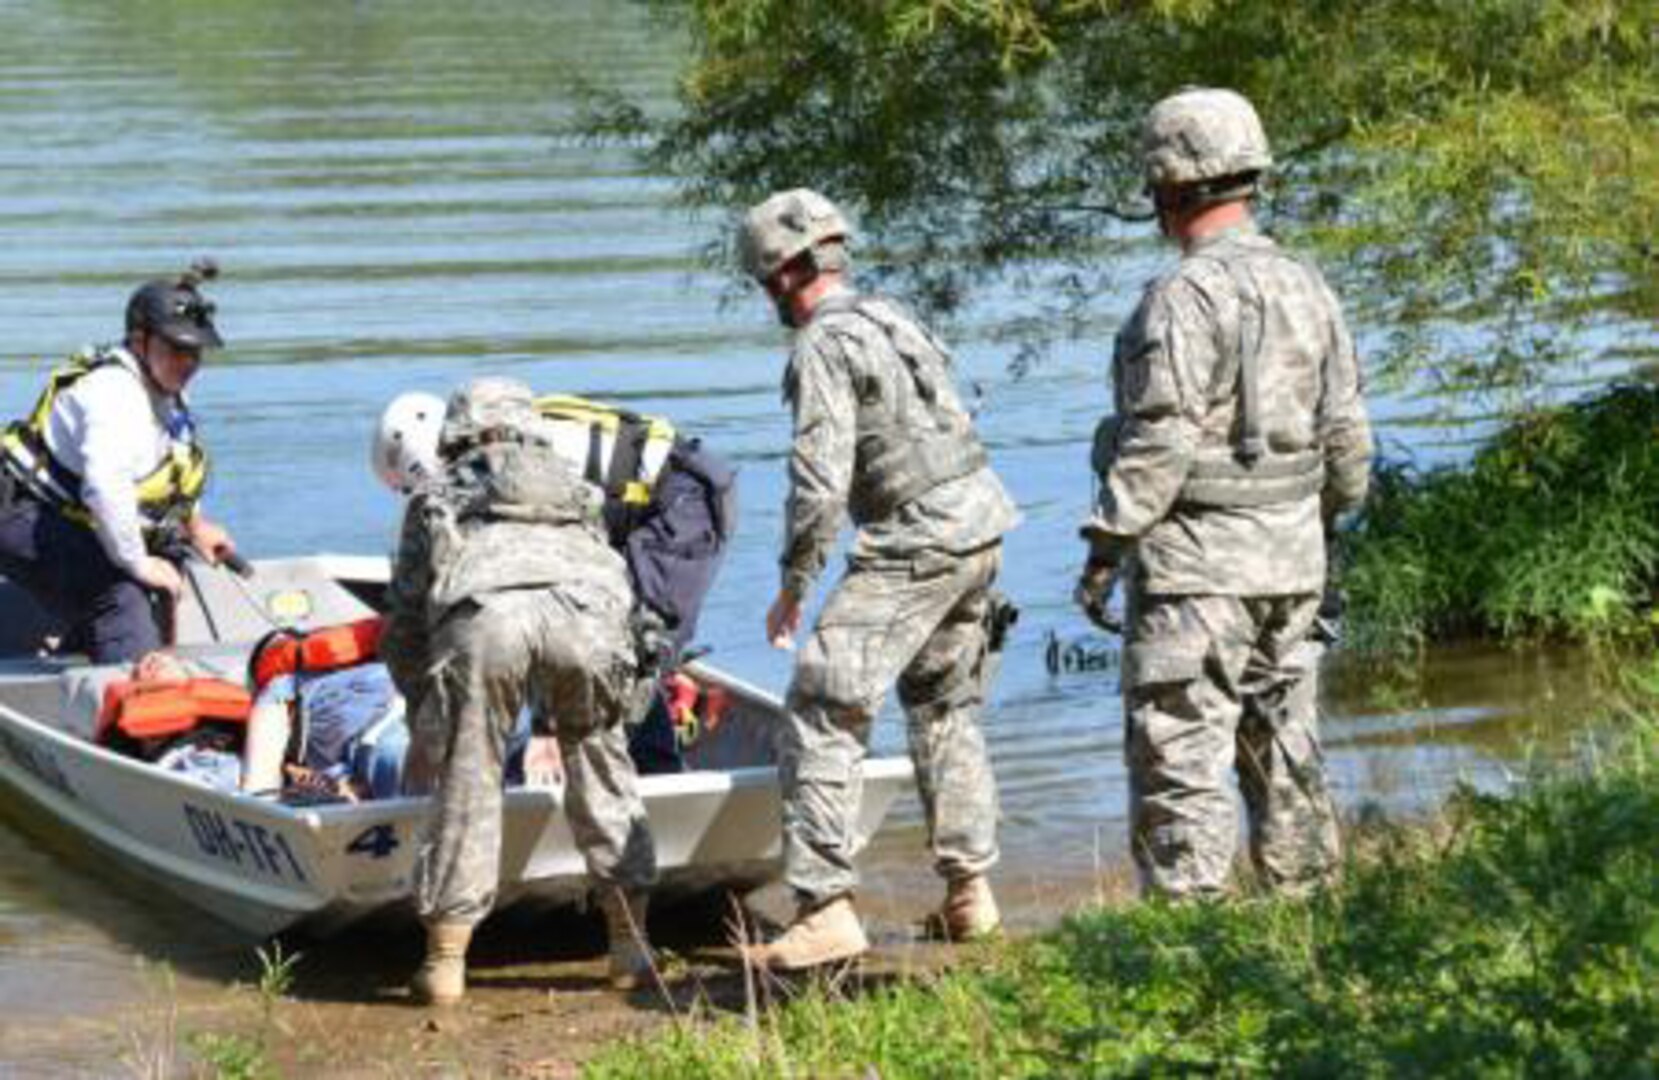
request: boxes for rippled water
[0,2,1623,1069]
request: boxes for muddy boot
[744,894,869,971]
[411,920,473,1006]
[935,874,1001,942]
[599,888,653,991]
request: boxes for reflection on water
[0,0,1625,1067]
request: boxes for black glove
[1073,556,1121,633]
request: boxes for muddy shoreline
[1,870,1119,1078]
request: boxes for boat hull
[0,556,916,937]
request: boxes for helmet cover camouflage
[1143,87,1272,192]
[737,188,852,282]
[439,376,543,454]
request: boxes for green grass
[1341,383,1659,663]
[588,712,1658,1079]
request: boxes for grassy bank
[1341,383,1659,661]
[589,712,1658,1078]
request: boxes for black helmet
[126,258,224,350]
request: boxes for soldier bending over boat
[381,377,657,1006]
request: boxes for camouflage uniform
[383,379,655,926]
[1087,220,1372,897]
[780,290,1020,905]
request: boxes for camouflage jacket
[381,438,632,698]
[780,289,1020,598]
[1084,222,1373,595]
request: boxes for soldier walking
[738,190,1020,969]
[381,377,657,1005]
[1076,89,1373,899]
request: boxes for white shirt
[41,347,197,575]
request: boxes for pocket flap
[1126,640,1206,687]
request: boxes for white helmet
[371,391,446,495]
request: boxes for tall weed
[1342,383,1659,663]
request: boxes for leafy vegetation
[600,1,1654,387]
[1341,382,1659,661]
[589,714,1658,1078]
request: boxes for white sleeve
[56,374,154,575]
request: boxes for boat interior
[0,558,778,775]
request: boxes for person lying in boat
[102,634,561,803]
[241,622,562,802]
[0,261,241,663]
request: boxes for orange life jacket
[248,617,384,692]
[97,677,253,745]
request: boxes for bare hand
[133,650,190,683]
[765,589,802,651]
[186,514,235,564]
[522,736,564,788]
[135,555,184,597]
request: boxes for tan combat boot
[744,894,869,971]
[936,874,1001,942]
[411,920,473,1006]
[599,888,653,990]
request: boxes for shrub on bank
[1341,383,1659,660]
[587,719,1658,1079]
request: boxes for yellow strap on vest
[2,349,208,529]
[534,394,675,443]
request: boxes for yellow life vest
[533,394,676,510]
[0,347,208,532]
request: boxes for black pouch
[984,589,1020,653]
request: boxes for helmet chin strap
[773,290,803,328]
[130,331,166,392]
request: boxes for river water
[0,2,1625,1072]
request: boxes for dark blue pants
[0,494,163,663]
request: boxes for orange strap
[250,616,384,692]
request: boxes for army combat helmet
[737,188,852,283]
[438,376,544,456]
[126,258,225,351]
[1142,88,1272,210]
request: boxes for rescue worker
[738,189,1020,970]
[381,377,657,1006]
[0,262,238,663]
[1075,88,1373,899]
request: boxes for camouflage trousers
[1122,590,1340,899]
[782,544,1004,906]
[405,588,656,926]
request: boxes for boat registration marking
[183,803,309,883]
